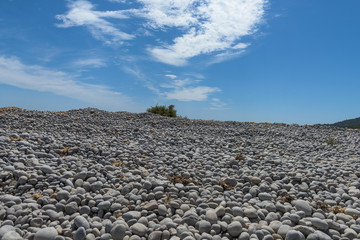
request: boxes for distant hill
[332,117,360,129]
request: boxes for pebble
[227,221,242,237]
[74,216,90,230]
[74,227,86,240]
[148,231,162,240]
[205,210,218,224]
[198,220,212,234]
[244,207,258,219]
[0,226,15,238]
[110,224,127,240]
[123,211,141,222]
[34,227,58,240]
[285,230,305,240]
[2,231,23,240]
[294,200,312,216]
[130,223,147,237]
[309,218,328,231]
[143,202,158,211]
[278,224,292,238]
[258,192,272,201]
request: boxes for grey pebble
[74,216,90,230]
[130,223,147,236]
[34,227,58,240]
[74,227,86,240]
[2,231,23,240]
[285,230,305,240]
[227,221,242,237]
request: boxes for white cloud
[233,43,250,49]
[165,86,220,101]
[123,66,218,102]
[73,58,106,68]
[56,0,267,65]
[165,74,177,79]
[108,0,127,3]
[146,0,267,65]
[207,49,246,65]
[56,0,134,45]
[0,55,135,110]
[135,0,198,29]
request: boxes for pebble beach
[1,107,360,240]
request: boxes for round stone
[130,223,147,237]
[148,231,162,240]
[74,216,90,230]
[143,202,158,211]
[205,210,218,224]
[244,207,258,219]
[158,205,167,216]
[56,190,70,201]
[285,230,305,240]
[198,220,211,234]
[2,231,23,240]
[74,227,86,240]
[232,207,243,217]
[228,221,242,237]
[34,227,58,240]
[182,210,199,226]
[215,206,226,217]
[343,228,357,239]
[310,218,328,231]
[122,211,141,222]
[258,192,272,201]
[30,218,43,227]
[98,201,111,210]
[294,200,312,216]
[278,224,292,238]
[0,225,15,238]
[39,165,53,174]
[110,224,127,240]
[65,202,78,214]
[249,177,261,184]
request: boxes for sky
[0,0,359,124]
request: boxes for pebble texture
[0,107,360,240]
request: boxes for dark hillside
[332,117,360,129]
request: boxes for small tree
[147,104,177,117]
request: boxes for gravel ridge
[0,107,360,240]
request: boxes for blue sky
[0,0,359,124]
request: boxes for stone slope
[0,107,360,240]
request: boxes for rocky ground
[0,107,360,240]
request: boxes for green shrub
[147,104,177,117]
[326,137,336,145]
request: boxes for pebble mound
[0,107,360,240]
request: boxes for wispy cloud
[72,58,106,68]
[108,0,127,3]
[165,86,220,101]
[122,65,160,94]
[210,98,229,110]
[56,0,134,45]
[123,66,219,102]
[0,55,135,110]
[160,75,219,101]
[161,78,200,89]
[165,74,177,79]
[207,49,247,66]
